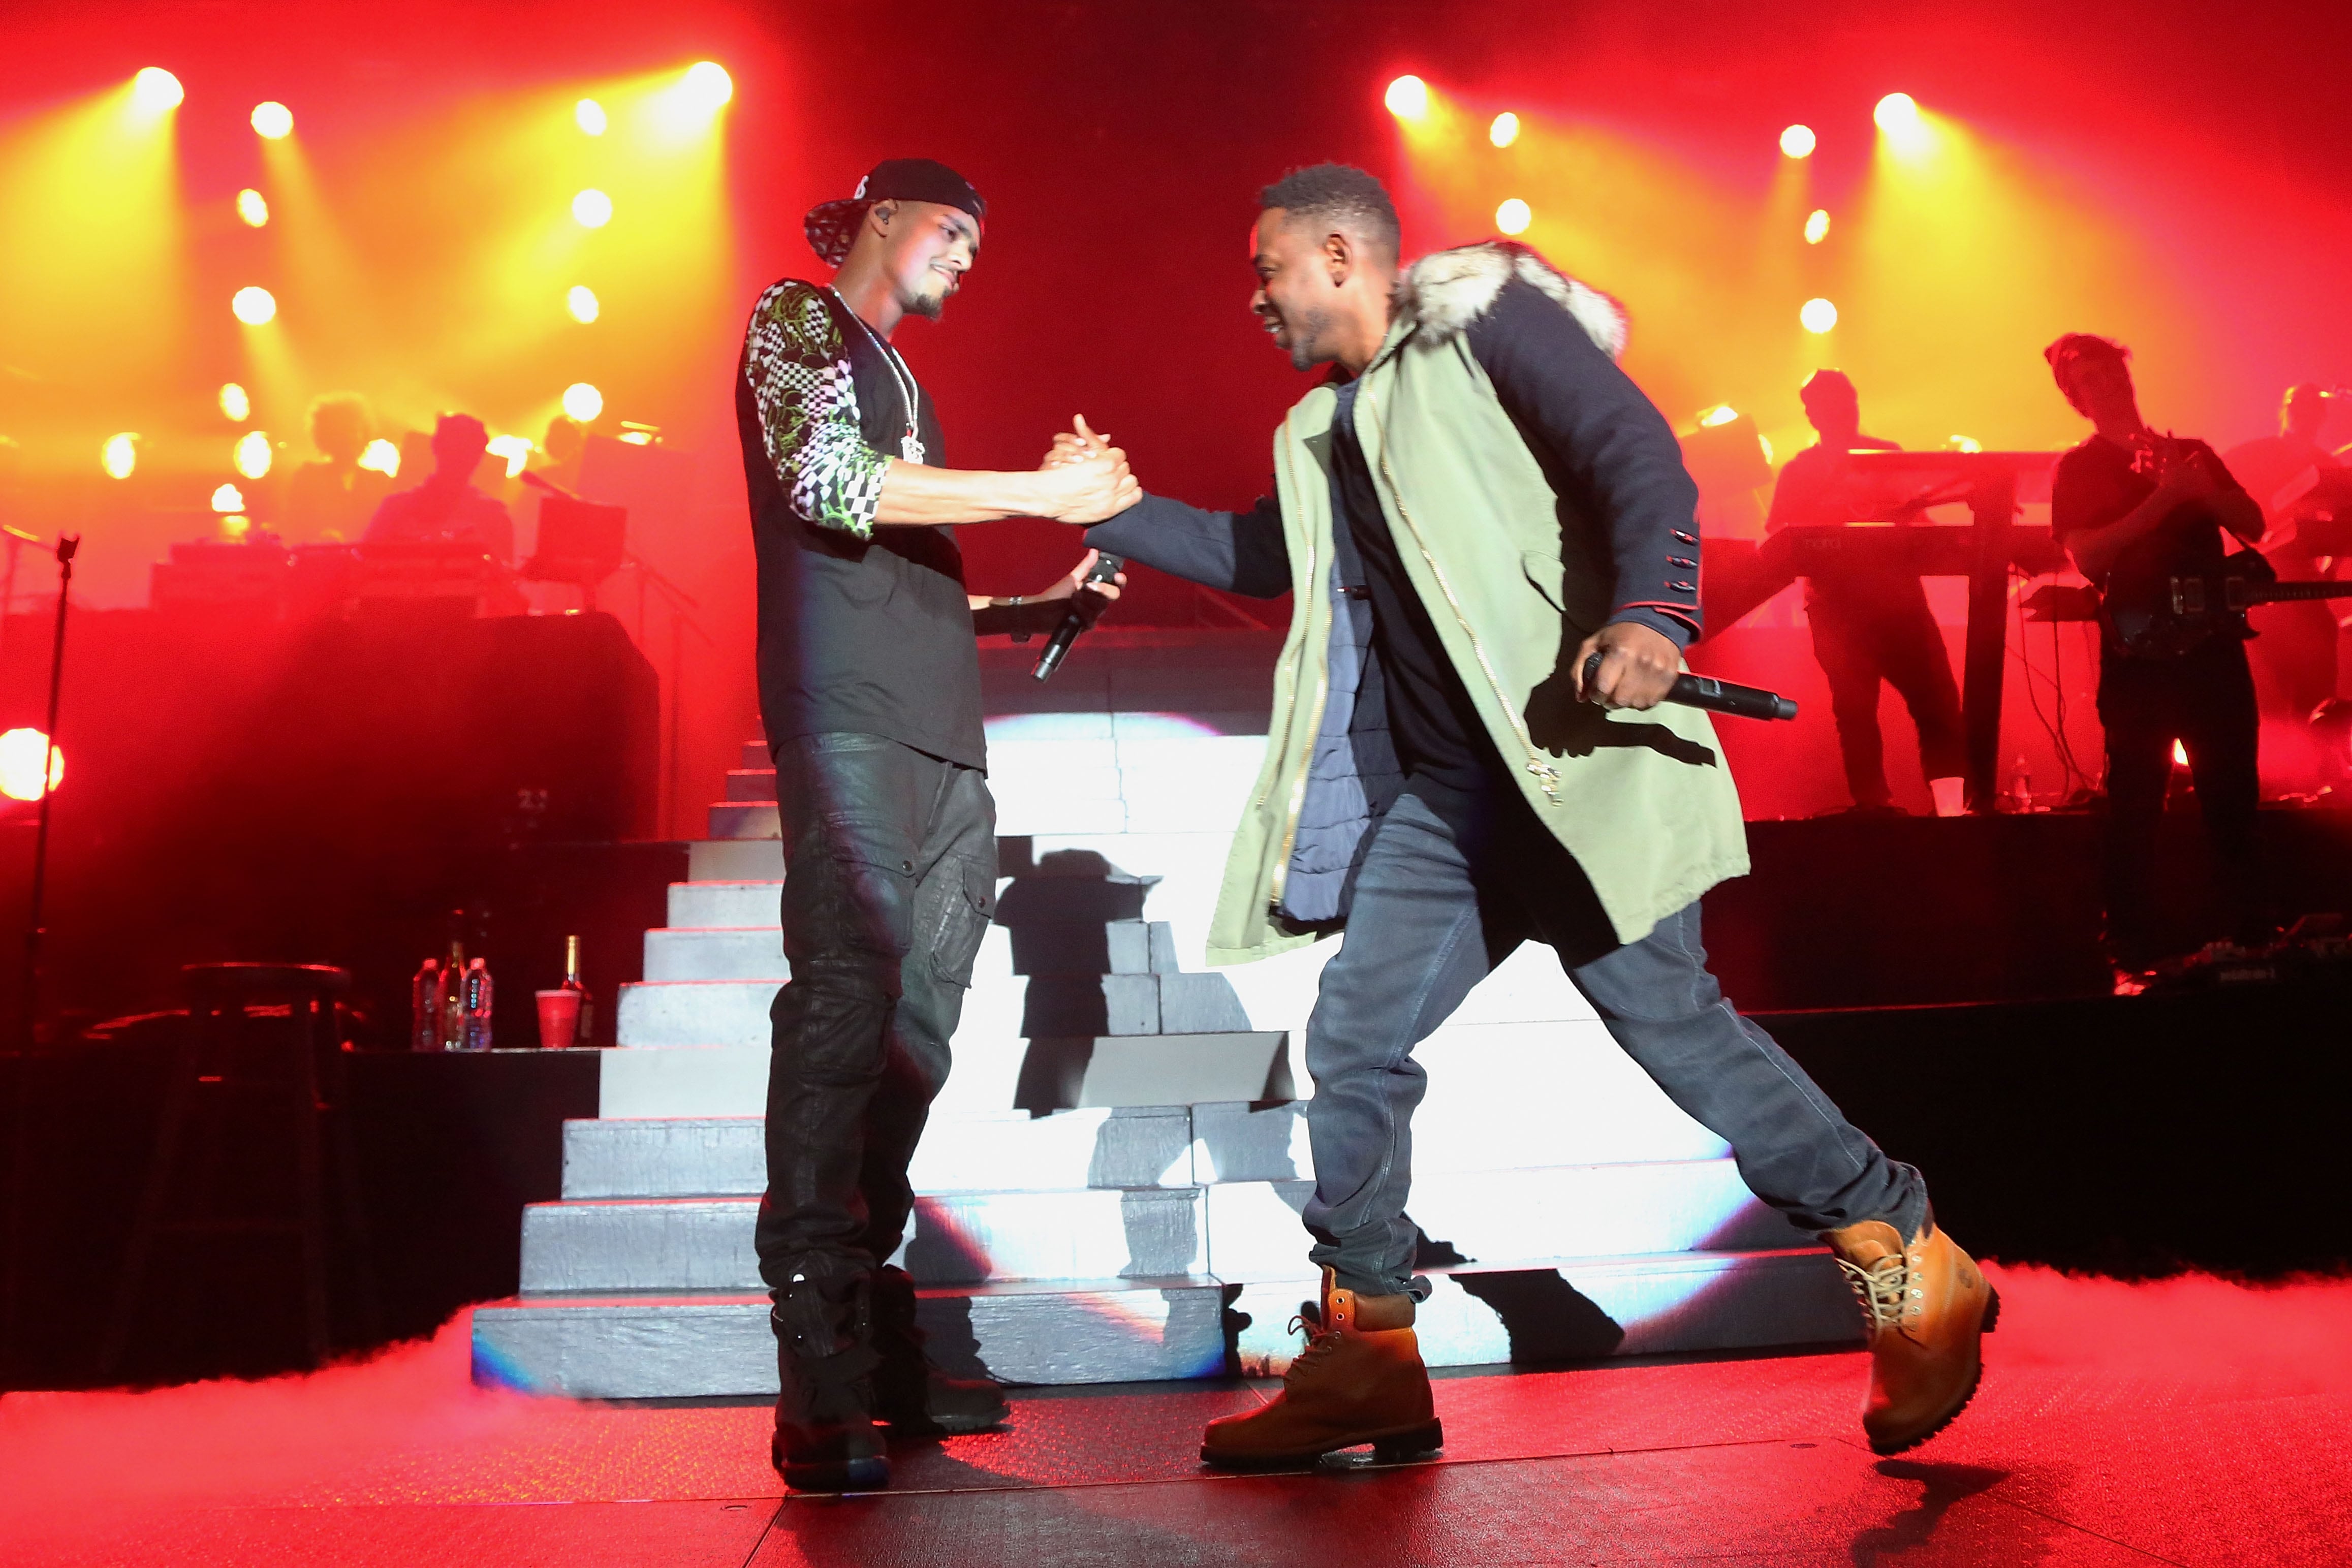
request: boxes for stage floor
[4,1266,2346,1566]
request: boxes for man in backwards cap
[738,158,1136,1492]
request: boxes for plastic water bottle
[2009,757,2032,813]
[434,940,466,1051]
[462,957,494,1051]
[410,959,441,1051]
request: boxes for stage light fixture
[576,98,608,136]
[236,188,269,227]
[220,514,252,541]
[232,286,276,325]
[1947,434,1983,453]
[1489,112,1520,148]
[1800,297,1838,333]
[131,68,183,115]
[2172,740,2188,767]
[1698,404,1739,428]
[486,434,535,478]
[1780,124,1816,159]
[218,383,250,421]
[1384,75,1428,120]
[0,729,62,803]
[358,438,399,477]
[250,101,293,139]
[1804,208,1830,244]
[568,285,600,323]
[683,61,734,108]
[210,483,245,513]
[573,189,613,228]
[234,429,273,479]
[1495,198,1531,235]
[1874,93,1921,132]
[101,434,138,480]
[562,382,604,422]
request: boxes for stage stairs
[473,705,1860,1398]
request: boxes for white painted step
[689,840,782,881]
[1203,1159,1810,1284]
[616,979,777,1046]
[517,1187,1209,1292]
[708,802,779,840]
[472,1277,1230,1397]
[725,769,778,802]
[643,927,790,982]
[667,881,781,927]
[560,1109,1199,1199]
[1229,1248,1860,1376]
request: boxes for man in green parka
[1078,165,1996,1463]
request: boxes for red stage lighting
[0,728,62,802]
[1384,75,1428,120]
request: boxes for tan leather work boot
[1200,1268,1443,1469]
[1824,1218,2000,1455]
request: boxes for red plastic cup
[535,988,582,1050]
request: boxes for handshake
[1030,415,1140,523]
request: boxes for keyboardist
[1766,370,1969,816]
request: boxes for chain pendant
[900,433,925,464]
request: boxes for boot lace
[1835,1253,1910,1337]
[1281,1314,1344,1387]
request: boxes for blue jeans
[1302,785,1927,1296]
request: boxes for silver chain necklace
[829,288,925,464]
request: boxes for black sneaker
[771,1276,890,1491]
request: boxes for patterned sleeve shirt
[741,280,889,541]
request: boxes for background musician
[366,412,515,564]
[1765,369,1968,816]
[2045,333,2269,982]
[2224,385,2344,716]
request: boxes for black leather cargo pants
[755,732,997,1294]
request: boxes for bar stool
[99,963,377,1379]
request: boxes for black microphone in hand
[1033,553,1125,681]
[1581,651,1797,721]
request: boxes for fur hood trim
[1393,241,1628,361]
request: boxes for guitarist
[2045,333,2269,981]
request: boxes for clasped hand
[1032,414,1139,522]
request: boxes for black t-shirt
[2051,433,2243,658]
[1765,437,1935,619]
[735,280,985,769]
[1328,376,1497,798]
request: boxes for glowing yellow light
[485,434,536,478]
[567,285,600,323]
[250,101,293,139]
[220,514,251,542]
[572,189,613,228]
[1875,93,1921,132]
[2172,740,2188,767]
[232,286,277,325]
[1800,297,1839,334]
[1780,124,1816,159]
[131,68,183,115]
[1759,434,1776,464]
[1495,198,1531,235]
[683,61,734,108]
[575,98,607,136]
[234,429,273,479]
[618,431,654,446]
[102,434,138,480]
[1489,112,1520,148]
[1947,434,1983,453]
[0,729,63,802]
[210,483,246,513]
[1804,208,1830,244]
[562,383,604,422]
[1698,404,1739,428]
[1384,75,1429,120]
[358,438,400,478]
[235,187,269,227]
[218,383,250,422]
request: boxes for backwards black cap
[804,159,986,267]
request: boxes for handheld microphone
[1581,651,1797,721]
[1032,553,1125,681]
